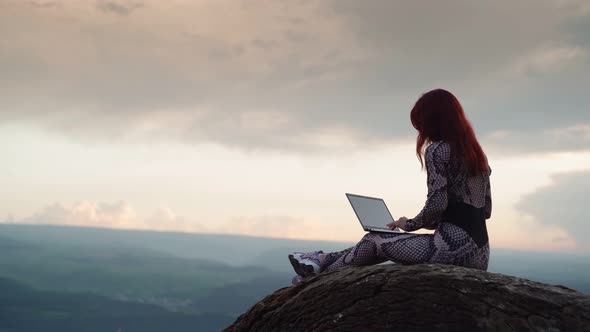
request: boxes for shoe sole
[288,254,317,277]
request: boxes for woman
[289,89,492,285]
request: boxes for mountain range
[0,224,588,331]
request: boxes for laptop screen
[347,194,395,229]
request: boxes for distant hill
[0,230,292,314]
[191,275,293,316]
[0,223,352,266]
[0,224,588,304]
[0,277,233,332]
[488,249,590,294]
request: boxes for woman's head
[410,89,488,175]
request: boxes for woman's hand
[387,217,409,231]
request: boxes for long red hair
[410,89,488,176]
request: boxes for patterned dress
[323,141,492,272]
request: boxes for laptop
[346,193,404,233]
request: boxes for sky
[1,0,589,253]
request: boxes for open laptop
[346,193,404,233]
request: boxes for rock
[224,264,590,332]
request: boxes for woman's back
[436,141,492,219]
[423,141,491,250]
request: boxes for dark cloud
[324,0,590,146]
[516,172,590,250]
[0,0,588,152]
[562,14,590,48]
[96,0,143,16]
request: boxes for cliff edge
[225,264,590,332]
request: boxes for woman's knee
[362,232,379,242]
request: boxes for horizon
[1,0,589,255]
[3,222,590,258]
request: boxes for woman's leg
[435,223,490,271]
[322,232,438,272]
[321,246,353,267]
[322,224,491,273]
[321,241,388,272]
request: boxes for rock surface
[224,264,590,332]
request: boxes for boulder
[225,264,590,331]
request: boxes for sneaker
[288,250,324,277]
[291,275,304,286]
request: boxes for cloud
[552,0,590,16]
[516,171,590,250]
[0,0,588,153]
[96,0,143,16]
[2,202,332,240]
[6,201,204,233]
[17,201,137,228]
[510,45,587,76]
[144,207,203,233]
[27,1,61,9]
[481,121,590,155]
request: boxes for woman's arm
[398,142,450,231]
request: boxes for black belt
[442,201,489,247]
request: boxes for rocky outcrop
[225,264,590,332]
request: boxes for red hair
[410,89,488,176]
